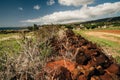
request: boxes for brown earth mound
[45,29,120,80]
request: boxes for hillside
[81,16,120,24]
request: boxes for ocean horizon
[0,27,27,30]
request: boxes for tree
[27,24,39,31]
[33,24,39,31]
[65,25,73,29]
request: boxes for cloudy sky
[0,0,120,27]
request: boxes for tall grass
[0,26,60,80]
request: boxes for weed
[115,56,120,64]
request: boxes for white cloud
[18,7,23,11]
[22,2,120,24]
[58,0,94,7]
[47,0,55,6]
[33,5,40,10]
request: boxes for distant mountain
[81,16,120,24]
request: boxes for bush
[27,24,39,31]
[65,25,73,29]
[115,56,120,64]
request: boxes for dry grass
[0,26,61,80]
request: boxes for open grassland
[0,33,19,39]
[0,39,21,56]
[0,31,35,54]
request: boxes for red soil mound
[46,60,75,72]
[45,29,120,80]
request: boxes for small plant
[65,25,73,29]
[115,56,120,64]
[27,24,39,31]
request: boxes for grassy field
[0,39,21,56]
[74,29,120,63]
[0,33,18,39]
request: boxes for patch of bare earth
[85,30,120,57]
[0,35,32,41]
[0,35,19,41]
[97,30,120,34]
[86,30,120,43]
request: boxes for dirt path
[0,35,20,41]
[0,35,32,41]
[86,31,120,43]
[96,30,120,34]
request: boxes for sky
[0,0,120,27]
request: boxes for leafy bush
[27,24,39,31]
[65,25,73,29]
[115,56,120,64]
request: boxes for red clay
[95,30,120,34]
[46,60,76,72]
[41,29,120,80]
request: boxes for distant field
[0,33,18,39]
[0,33,24,56]
[0,31,34,56]
[93,30,120,34]
[74,29,120,63]
[0,39,21,56]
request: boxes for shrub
[65,25,73,29]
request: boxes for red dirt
[86,31,120,43]
[46,60,76,72]
[95,30,120,34]
[45,29,120,80]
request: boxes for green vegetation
[83,23,100,29]
[65,25,74,29]
[0,26,61,80]
[79,20,120,29]
[115,56,120,64]
[27,24,39,31]
[0,39,21,56]
[0,33,18,39]
[93,26,120,30]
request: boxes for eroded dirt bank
[86,31,120,43]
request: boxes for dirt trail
[86,31,120,43]
[0,35,20,41]
[97,30,120,34]
[0,35,32,41]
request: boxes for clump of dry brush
[0,26,61,80]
